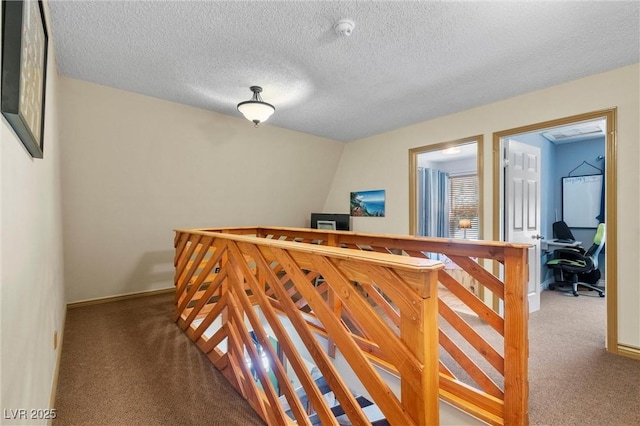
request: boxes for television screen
[310,213,350,231]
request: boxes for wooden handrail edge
[176,226,532,249]
[174,228,446,272]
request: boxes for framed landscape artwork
[1,0,49,158]
[350,190,386,217]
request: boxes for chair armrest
[550,247,586,261]
[553,247,585,256]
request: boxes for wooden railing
[173,227,530,425]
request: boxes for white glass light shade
[237,101,275,124]
[237,86,275,126]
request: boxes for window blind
[449,174,479,239]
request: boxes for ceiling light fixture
[237,86,275,127]
[442,147,461,155]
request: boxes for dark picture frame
[1,0,48,158]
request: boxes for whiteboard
[562,175,603,228]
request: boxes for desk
[541,239,582,252]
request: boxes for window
[449,174,479,239]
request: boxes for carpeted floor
[53,288,640,425]
[528,289,640,426]
[53,294,265,425]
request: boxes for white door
[505,139,542,313]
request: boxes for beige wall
[59,78,345,302]
[324,64,640,349]
[0,2,66,421]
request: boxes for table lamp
[459,219,472,239]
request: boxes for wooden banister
[173,226,530,425]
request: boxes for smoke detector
[334,19,355,37]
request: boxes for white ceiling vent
[541,120,606,144]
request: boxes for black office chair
[546,223,605,297]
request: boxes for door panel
[505,139,541,313]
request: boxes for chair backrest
[586,223,606,268]
[553,221,575,241]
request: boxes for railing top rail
[183,226,531,250]
[174,228,445,273]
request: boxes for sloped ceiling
[48,1,639,142]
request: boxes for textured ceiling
[48,1,639,142]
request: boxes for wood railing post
[400,269,440,426]
[503,246,529,425]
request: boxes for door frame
[492,108,618,353]
[409,135,484,237]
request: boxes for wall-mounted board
[562,174,603,228]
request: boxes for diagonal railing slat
[259,259,369,424]
[179,235,214,299]
[310,256,424,394]
[227,276,312,425]
[175,234,202,288]
[270,248,386,425]
[449,255,506,298]
[174,227,530,426]
[299,254,419,425]
[438,330,504,399]
[199,320,227,354]
[350,261,422,321]
[226,242,325,425]
[181,269,227,334]
[361,282,401,327]
[236,242,340,426]
[225,292,289,426]
[438,270,504,334]
[187,289,228,341]
[224,316,274,423]
[438,299,505,374]
[176,238,225,319]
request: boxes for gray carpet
[53,289,639,425]
[528,289,640,426]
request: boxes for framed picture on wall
[350,189,385,217]
[1,0,49,159]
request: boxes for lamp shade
[237,101,275,124]
[237,86,275,126]
[459,219,472,229]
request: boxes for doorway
[409,135,487,302]
[493,108,618,352]
[409,135,484,239]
